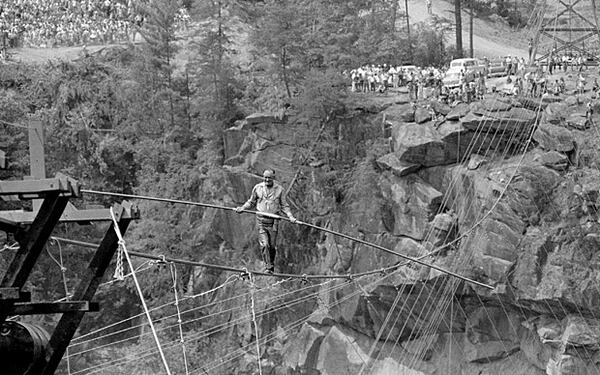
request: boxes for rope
[69,274,239,348]
[109,207,172,375]
[169,263,190,375]
[80,190,494,289]
[55,239,72,375]
[0,242,19,252]
[248,272,263,375]
[49,235,462,283]
[113,238,125,281]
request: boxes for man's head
[263,169,275,187]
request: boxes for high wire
[79,189,494,289]
[51,236,403,280]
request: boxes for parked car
[442,58,486,88]
[448,58,486,75]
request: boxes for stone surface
[414,106,432,124]
[216,90,600,375]
[391,122,448,167]
[534,150,570,171]
[379,172,443,239]
[566,112,588,130]
[376,153,421,176]
[446,102,470,120]
[544,102,568,125]
[283,323,327,371]
[383,103,415,123]
[534,121,575,153]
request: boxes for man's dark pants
[257,217,278,270]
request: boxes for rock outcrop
[196,92,600,374]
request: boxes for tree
[251,0,307,99]
[455,0,463,58]
[138,0,183,129]
[189,0,243,128]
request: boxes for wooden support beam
[0,206,140,226]
[0,175,79,198]
[9,301,99,315]
[0,192,69,324]
[32,202,133,375]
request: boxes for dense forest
[0,0,543,374]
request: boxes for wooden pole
[469,0,474,58]
[405,0,412,61]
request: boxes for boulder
[518,97,547,111]
[534,122,575,153]
[282,323,328,371]
[512,228,553,299]
[414,106,432,124]
[467,154,487,170]
[561,315,600,348]
[430,100,451,116]
[460,107,537,132]
[223,122,248,160]
[472,97,513,114]
[391,122,448,167]
[534,151,570,171]
[437,120,476,163]
[425,212,457,248]
[565,113,588,130]
[376,153,420,177]
[380,173,443,239]
[520,319,554,370]
[316,325,368,375]
[544,102,568,125]
[464,307,522,363]
[546,355,590,375]
[383,103,415,123]
[446,102,470,121]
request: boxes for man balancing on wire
[235,169,298,273]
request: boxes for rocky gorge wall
[197,91,600,375]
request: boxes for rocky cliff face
[199,92,600,375]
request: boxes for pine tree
[138,0,183,129]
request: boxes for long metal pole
[81,189,495,290]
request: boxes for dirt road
[408,0,529,59]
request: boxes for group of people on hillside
[546,52,591,74]
[346,64,444,95]
[0,0,190,53]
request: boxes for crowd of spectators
[346,64,444,95]
[347,52,599,106]
[0,0,190,51]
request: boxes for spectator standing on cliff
[427,0,432,14]
[586,101,594,125]
[577,73,586,95]
[236,169,298,273]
